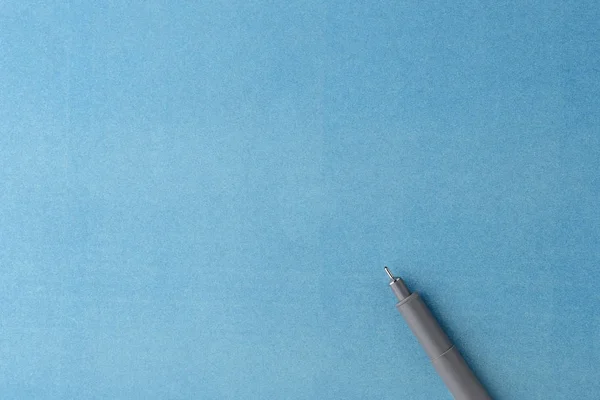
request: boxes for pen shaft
[397,293,492,400]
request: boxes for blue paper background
[1,1,599,399]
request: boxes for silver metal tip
[384,266,394,281]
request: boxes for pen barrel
[397,293,492,400]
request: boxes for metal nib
[384,266,395,281]
[385,266,411,301]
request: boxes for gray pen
[384,267,492,400]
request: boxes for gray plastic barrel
[397,292,492,400]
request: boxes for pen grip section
[396,293,452,360]
[396,292,492,400]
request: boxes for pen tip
[384,266,394,281]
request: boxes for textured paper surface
[1,1,599,399]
